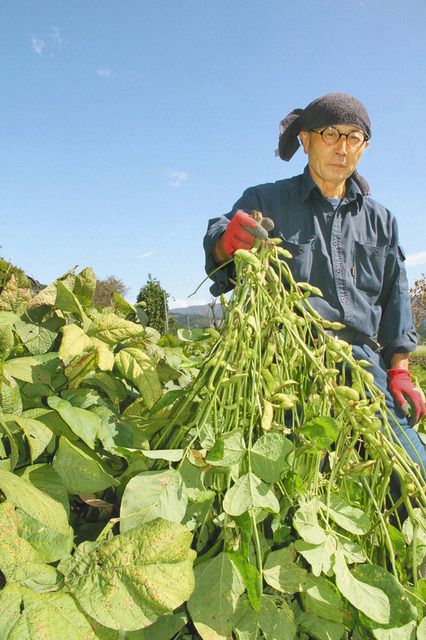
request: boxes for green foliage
[0,248,425,639]
[410,273,426,337]
[137,274,175,334]
[0,264,209,638]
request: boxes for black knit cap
[277,93,372,194]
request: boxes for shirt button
[341,297,347,303]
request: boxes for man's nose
[335,135,348,153]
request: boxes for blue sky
[0,0,425,308]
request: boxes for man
[203,92,426,474]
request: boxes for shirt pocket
[354,240,387,295]
[397,244,409,294]
[279,235,314,282]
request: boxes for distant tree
[410,273,426,338]
[94,276,129,308]
[137,274,174,334]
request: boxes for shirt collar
[300,164,364,209]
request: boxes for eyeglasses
[310,126,368,150]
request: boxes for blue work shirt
[203,165,416,366]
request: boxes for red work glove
[222,210,267,255]
[387,369,426,426]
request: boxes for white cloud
[31,36,46,55]
[50,26,63,47]
[406,251,426,267]
[168,170,188,187]
[97,67,116,78]
[169,298,208,309]
[137,251,154,259]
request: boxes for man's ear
[299,130,309,154]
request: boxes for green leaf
[74,267,96,306]
[13,415,53,462]
[0,325,14,358]
[48,396,101,449]
[337,536,366,564]
[138,611,188,640]
[14,320,56,355]
[0,502,58,591]
[187,551,245,639]
[293,498,327,545]
[263,546,309,594]
[0,310,19,325]
[53,437,119,494]
[353,564,417,631]
[0,468,72,563]
[333,551,390,625]
[319,493,371,535]
[148,388,185,414]
[301,575,344,624]
[120,469,188,532]
[228,551,262,611]
[64,351,98,388]
[55,281,88,325]
[0,415,19,470]
[205,429,246,467]
[59,324,92,360]
[403,508,426,568]
[417,618,426,640]
[0,468,69,537]
[387,524,407,560]
[112,291,135,318]
[27,281,58,308]
[0,373,23,414]
[141,448,185,462]
[0,583,98,639]
[90,336,115,371]
[87,313,144,346]
[115,348,162,408]
[18,510,74,564]
[92,405,133,453]
[250,432,294,482]
[295,609,345,640]
[223,472,280,516]
[177,328,207,342]
[82,372,127,404]
[61,387,101,408]
[298,417,339,452]
[63,519,196,631]
[4,353,60,384]
[19,464,69,515]
[294,536,337,577]
[234,594,297,640]
[373,621,417,640]
[0,273,31,312]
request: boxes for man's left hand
[387,368,426,426]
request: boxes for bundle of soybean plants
[151,237,426,640]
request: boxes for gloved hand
[222,210,268,255]
[387,368,426,426]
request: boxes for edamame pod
[261,399,274,430]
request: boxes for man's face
[299,124,369,191]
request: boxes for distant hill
[170,303,223,329]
